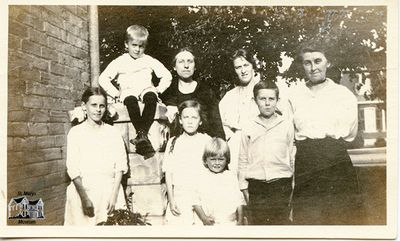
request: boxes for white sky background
[276,52,295,99]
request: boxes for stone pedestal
[110,102,168,224]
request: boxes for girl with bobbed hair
[193,137,245,225]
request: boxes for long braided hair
[169,99,206,154]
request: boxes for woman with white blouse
[64,87,128,225]
[219,49,261,173]
[288,41,363,224]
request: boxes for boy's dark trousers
[247,177,292,225]
[123,92,158,134]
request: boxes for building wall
[7,5,90,225]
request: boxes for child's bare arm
[72,177,94,217]
[193,205,215,225]
[107,170,124,214]
[165,172,180,216]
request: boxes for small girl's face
[179,107,202,135]
[82,95,106,125]
[206,155,227,174]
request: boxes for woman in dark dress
[160,47,225,139]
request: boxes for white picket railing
[349,100,386,166]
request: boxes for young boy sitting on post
[99,25,172,156]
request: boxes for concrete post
[381,109,386,131]
[89,5,100,87]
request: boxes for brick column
[7,5,91,225]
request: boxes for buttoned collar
[254,113,284,132]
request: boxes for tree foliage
[98,6,386,101]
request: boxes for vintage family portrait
[1,0,398,239]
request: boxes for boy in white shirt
[99,25,172,155]
[238,80,295,225]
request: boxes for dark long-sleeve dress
[160,79,225,140]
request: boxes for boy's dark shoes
[129,130,147,145]
[143,150,155,160]
[129,137,139,145]
[135,136,155,158]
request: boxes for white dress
[162,133,211,225]
[64,122,128,225]
[194,170,245,225]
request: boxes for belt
[246,177,292,184]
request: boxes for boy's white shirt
[238,114,295,190]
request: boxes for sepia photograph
[0,0,398,239]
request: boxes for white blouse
[219,75,261,140]
[288,79,358,142]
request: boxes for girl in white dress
[162,100,211,225]
[64,87,128,225]
[193,137,245,225]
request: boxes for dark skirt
[292,137,364,225]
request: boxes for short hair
[232,48,257,69]
[253,80,279,99]
[125,25,149,44]
[202,137,230,170]
[81,87,108,105]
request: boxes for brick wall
[7,5,90,225]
